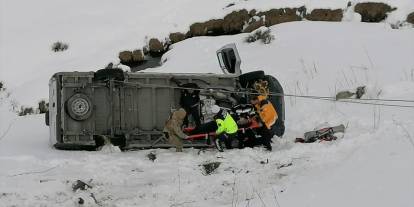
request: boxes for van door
[216,43,241,75]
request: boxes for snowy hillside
[1,0,414,207]
[1,21,414,206]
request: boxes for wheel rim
[66,93,93,121]
[71,97,90,116]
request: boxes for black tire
[65,93,93,121]
[94,68,125,81]
[265,75,285,137]
[272,119,285,137]
[238,70,265,88]
[45,111,49,126]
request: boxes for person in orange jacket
[250,94,278,151]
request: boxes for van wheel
[239,71,265,88]
[65,93,93,121]
[94,68,125,81]
[272,119,285,137]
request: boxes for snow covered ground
[0,21,413,206]
[1,0,414,206]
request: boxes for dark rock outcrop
[116,4,409,70]
[119,51,133,63]
[354,2,395,22]
[119,50,144,67]
[306,9,343,21]
[249,9,257,17]
[407,12,414,24]
[148,38,165,57]
[258,8,302,26]
[243,18,265,33]
[132,50,144,62]
[169,32,186,44]
[222,9,250,34]
[189,19,224,36]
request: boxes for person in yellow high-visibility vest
[211,105,238,151]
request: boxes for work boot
[264,143,272,151]
[214,139,224,152]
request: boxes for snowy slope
[1,21,414,206]
[1,0,414,206]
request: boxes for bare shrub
[38,100,48,114]
[51,41,69,52]
[18,106,34,116]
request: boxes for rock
[119,50,144,67]
[189,19,224,36]
[169,32,186,44]
[148,38,164,57]
[258,8,302,26]
[306,9,343,21]
[297,6,307,18]
[222,9,250,34]
[407,12,414,24]
[249,9,257,17]
[243,18,264,33]
[354,2,395,22]
[132,50,144,62]
[119,51,133,63]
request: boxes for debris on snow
[201,161,221,175]
[78,197,84,205]
[277,162,293,169]
[335,90,355,100]
[260,159,269,164]
[356,86,366,99]
[147,151,157,162]
[72,180,92,192]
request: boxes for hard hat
[211,105,221,114]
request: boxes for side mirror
[216,43,241,75]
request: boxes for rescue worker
[250,93,278,151]
[180,85,201,127]
[163,108,189,152]
[170,77,201,127]
[211,105,238,151]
